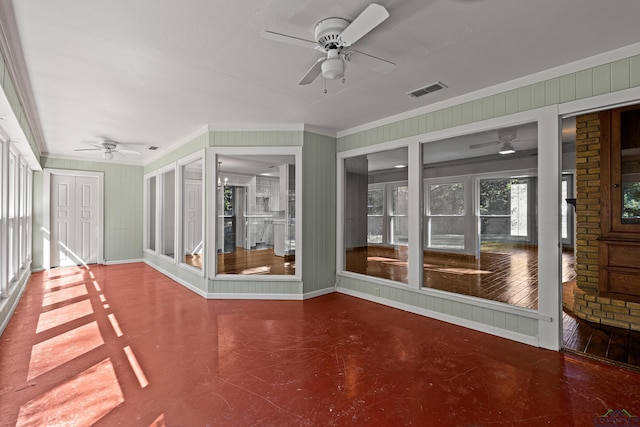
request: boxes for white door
[51,174,99,267]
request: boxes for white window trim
[143,171,158,255]
[207,146,303,281]
[157,163,178,263]
[176,149,206,277]
[337,139,412,275]
[0,139,7,298]
[338,107,562,349]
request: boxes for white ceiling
[3,0,640,165]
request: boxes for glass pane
[622,182,640,223]
[479,179,510,215]
[182,159,203,269]
[481,217,510,239]
[216,154,296,276]
[510,183,528,236]
[390,215,407,245]
[367,216,383,243]
[429,217,465,249]
[391,185,408,215]
[422,123,539,309]
[368,188,384,215]
[343,147,408,284]
[620,109,640,224]
[429,183,464,215]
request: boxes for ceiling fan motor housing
[314,18,349,49]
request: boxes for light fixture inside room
[498,142,516,155]
[394,164,407,168]
[321,49,344,80]
[103,151,114,160]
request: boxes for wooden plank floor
[346,244,576,310]
[217,247,295,275]
[562,310,640,370]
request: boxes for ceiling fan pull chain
[324,78,327,94]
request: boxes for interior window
[144,174,157,252]
[422,123,540,309]
[216,154,296,276]
[343,147,409,284]
[181,158,204,270]
[426,181,466,250]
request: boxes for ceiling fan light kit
[261,3,394,86]
[498,142,516,155]
[321,49,344,80]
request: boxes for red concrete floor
[1,264,640,426]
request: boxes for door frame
[43,168,104,269]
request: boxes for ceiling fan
[469,128,535,155]
[74,139,142,160]
[260,3,395,85]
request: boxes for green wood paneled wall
[31,157,144,268]
[338,54,640,151]
[302,132,336,294]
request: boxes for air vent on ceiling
[148,146,159,150]
[407,81,447,98]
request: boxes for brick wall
[573,112,640,331]
[574,113,601,293]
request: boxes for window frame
[424,176,473,253]
[208,146,303,281]
[177,150,206,276]
[157,163,177,262]
[143,171,158,255]
[477,173,538,245]
[337,140,412,282]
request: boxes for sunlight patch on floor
[124,345,149,388]
[240,266,271,275]
[17,358,124,427]
[28,321,104,380]
[42,284,88,307]
[36,299,94,333]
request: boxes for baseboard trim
[303,286,336,300]
[143,260,208,298]
[337,287,539,347]
[206,292,304,300]
[105,258,144,265]
[144,260,337,301]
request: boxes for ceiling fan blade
[260,31,318,50]
[345,50,394,74]
[73,148,102,152]
[117,148,141,155]
[339,3,389,46]
[469,141,500,150]
[298,57,325,85]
